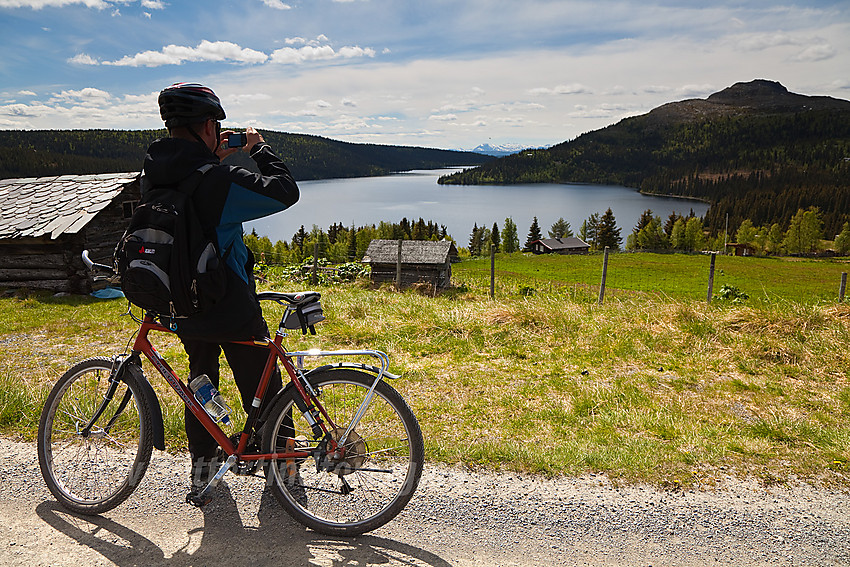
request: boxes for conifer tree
[491,222,501,252]
[523,216,542,252]
[502,218,520,253]
[596,208,622,250]
[468,223,482,256]
[580,213,600,250]
[549,217,573,238]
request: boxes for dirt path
[2,438,849,566]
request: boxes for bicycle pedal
[186,491,212,507]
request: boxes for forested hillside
[0,129,491,182]
[439,80,850,236]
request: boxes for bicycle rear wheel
[262,368,424,536]
[38,357,153,514]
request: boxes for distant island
[439,80,850,236]
[0,129,492,182]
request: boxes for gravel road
[1,438,849,566]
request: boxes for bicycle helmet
[158,82,226,128]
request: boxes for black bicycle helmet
[158,82,226,128]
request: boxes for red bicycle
[37,252,424,536]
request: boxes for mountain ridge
[0,129,492,182]
[438,80,850,235]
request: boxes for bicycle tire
[37,357,154,514]
[262,368,424,536]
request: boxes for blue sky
[0,0,847,150]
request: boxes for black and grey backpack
[114,165,227,318]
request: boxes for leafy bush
[272,257,369,285]
[714,284,749,303]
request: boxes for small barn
[0,172,140,293]
[530,236,590,255]
[362,239,458,288]
[726,243,756,257]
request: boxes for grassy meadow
[2,251,850,488]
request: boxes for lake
[245,168,710,244]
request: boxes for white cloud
[428,114,457,122]
[18,90,37,96]
[269,44,374,64]
[51,87,111,103]
[228,93,273,105]
[734,31,836,63]
[103,40,269,66]
[791,44,836,62]
[529,83,592,96]
[0,0,108,8]
[262,0,291,9]
[676,84,716,97]
[0,0,165,7]
[736,32,798,52]
[92,37,376,68]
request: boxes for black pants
[181,334,283,459]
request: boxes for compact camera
[227,132,248,148]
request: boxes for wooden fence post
[396,239,403,288]
[598,246,609,305]
[840,272,847,302]
[706,252,717,304]
[311,241,319,286]
[490,244,495,299]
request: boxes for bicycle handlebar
[82,250,120,286]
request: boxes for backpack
[114,165,227,318]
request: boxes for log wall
[0,180,139,294]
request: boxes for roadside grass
[2,252,850,487]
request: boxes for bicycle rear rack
[285,348,399,450]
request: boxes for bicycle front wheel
[38,357,153,514]
[263,368,424,536]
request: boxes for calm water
[245,168,709,244]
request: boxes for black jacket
[141,138,299,340]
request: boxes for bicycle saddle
[257,291,321,306]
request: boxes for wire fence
[249,235,850,305]
[451,247,850,305]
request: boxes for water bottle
[189,374,232,425]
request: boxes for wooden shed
[0,172,140,293]
[725,243,756,257]
[362,239,458,288]
[530,236,590,255]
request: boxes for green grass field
[2,251,849,488]
[455,251,850,304]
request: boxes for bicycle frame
[42,252,422,531]
[127,309,398,481]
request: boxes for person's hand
[215,129,240,160]
[245,126,264,151]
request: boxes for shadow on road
[36,484,452,567]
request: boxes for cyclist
[146,82,299,500]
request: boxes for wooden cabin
[362,239,458,288]
[530,236,590,255]
[0,172,140,293]
[725,243,757,257]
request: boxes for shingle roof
[535,236,590,251]
[0,172,138,239]
[362,239,458,265]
